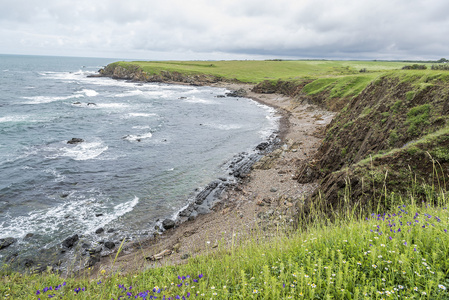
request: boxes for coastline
[82,80,334,277]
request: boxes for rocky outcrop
[98,63,225,86]
[67,138,84,144]
[0,237,17,250]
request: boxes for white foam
[132,125,151,130]
[183,96,213,104]
[123,132,153,141]
[47,141,108,161]
[204,123,243,130]
[78,89,99,97]
[22,94,83,104]
[0,196,140,244]
[96,103,129,109]
[0,115,30,123]
[124,113,158,119]
[113,89,144,98]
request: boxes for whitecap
[125,113,158,118]
[50,141,108,161]
[183,97,214,104]
[0,196,139,244]
[123,132,153,142]
[77,89,99,97]
[22,94,83,104]
[95,103,129,109]
[203,123,243,130]
[113,90,144,98]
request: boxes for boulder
[95,228,104,234]
[0,237,17,250]
[67,138,84,144]
[162,219,175,230]
[62,234,79,248]
[104,241,115,249]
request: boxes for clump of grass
[406,104,431,135]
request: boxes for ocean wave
[203,123,243,130]
[0,196,139,244]
[46,141,108,161]
[183,96,214,104]
[123,132,153,142]
[22,94,83,104]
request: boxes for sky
[1,0,448,60]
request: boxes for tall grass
[2,178,449,299]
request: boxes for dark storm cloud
[1,0,448,59]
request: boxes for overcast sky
[1,0,448,60]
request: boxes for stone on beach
[0,237,17,250]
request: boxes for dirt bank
[84,81,334,276]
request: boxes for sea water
[0,55,277,263]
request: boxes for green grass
[2,186,449,299]
[113,60,409,83]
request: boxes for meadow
[2,186,448,299]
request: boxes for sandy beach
[87,82,334,276]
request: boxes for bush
[402,64,427,70]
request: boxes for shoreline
[81,80,334,277]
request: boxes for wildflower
[100,269,106,275]
[372,264,377,269]
[414,287,419,291]
[422,292,427,295]
[439,284,447,290]
[211,286,215,290]
[357,261,362,265]
[213,292,217,296]
[253,289,258,294]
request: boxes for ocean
[0,54,278,266]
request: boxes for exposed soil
[84,82,334,277]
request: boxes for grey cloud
[1,0,448,60]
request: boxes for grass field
[113,60,420,83]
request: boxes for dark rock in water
[82,243,90,249]
[226,88,247,97]
[73,101,82,105]
[95,213,104,217]
[162,219,175,230]
[179,203,195,217]
[87,102,97,106]
[88,246,102,255]
[104,241,115,249]
[67,138,84,144]
[107,228,115,233]
[62,234,79,248]
[95,228,104,234]
[24,233,34,239]
[256,142,269,151]
[61,193,70,198]
[195,180,220,205]
[0,237,17,250]
[216,95,226,98]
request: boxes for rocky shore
[1,67,334,276]
[80,68,335,277]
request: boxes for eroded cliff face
[98,63,225,85]
[294,74,449,213]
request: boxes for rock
[256,142,269,151]
[87,103,96,106]
[95,228,104,234]
[226,88,247,97]
[0,237,17,250]
[146,249,172,261]
[73,102,82,105]
[172,243,181,253]
[67,138,84,144]
[88,246,102,255]
[107,228,115,233]
[87,253,101,267]
[162,219,175,230]
[24,233,34,239]
[181,253,190,260]
[95,213,104,217]
[62,234,79,248]
[22,258,34,268]
[104,241,115,249]
[270,188,278,193]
